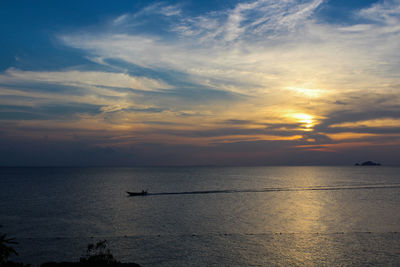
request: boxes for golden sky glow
[330,119,400,129]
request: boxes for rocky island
[355,161,381,166]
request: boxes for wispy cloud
[1,68,171,91]
[60,0,400,98]
[112,2,182,27]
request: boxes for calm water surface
[0,166,400,266]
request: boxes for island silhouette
[355,161,381,166]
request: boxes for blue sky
[1,0,400,166]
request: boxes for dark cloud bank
[1,136,399,166]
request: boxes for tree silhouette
[0,225,18,263]
[0,225,30,266]
[79,240,117,266]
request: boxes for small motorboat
[127,190,148,196]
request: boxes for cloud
[359,0,400,25]
[113,14,129,25]
[111,3,182,28]
[0,67,177,131]
[58,0,400,104]
[59,1,331,97]
[1,68,171,91]
[137,2,182,17]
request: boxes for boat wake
[147,184,400,196]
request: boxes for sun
[292,113,314,130]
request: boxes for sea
[1,166,400,266]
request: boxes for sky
[0,0,400,166]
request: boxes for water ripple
[134,183,400,196]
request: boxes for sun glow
[285,87,323,98]
[292,113,314,130]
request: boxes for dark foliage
[41,240,140,267]
[41,262,140,267]
[1,225,139,267]
[79,240,117,266]
[0,225,31,267]
[1,262,31,267]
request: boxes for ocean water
[1,166,400,266]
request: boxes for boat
[127,190,148,196]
